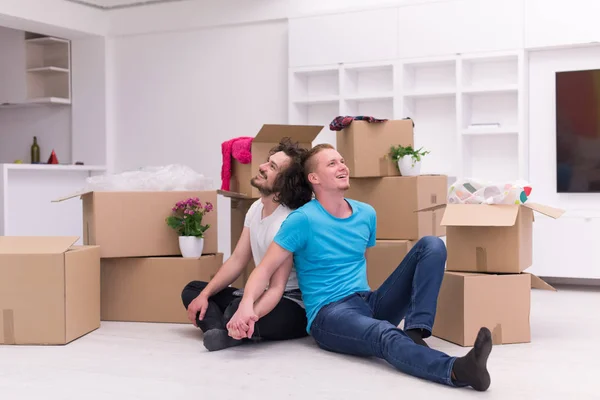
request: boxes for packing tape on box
[476,247,488,272]
[432,211,437,236]
[2,309,15,345]
[492,323,503,345]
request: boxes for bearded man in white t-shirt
[181,138,312,351]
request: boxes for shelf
[26,37,70,45]
[291,68,339,100]
[461,85,518,94]
[2,163,106,172]
[462,127,518,135]
[27,67,69,74]
[292,95,339,105]
[403,59,456,95]
[0,97,71,109]
[344,63,394,98]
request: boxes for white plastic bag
[448,178,532,205]
[82,164,214,192]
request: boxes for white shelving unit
[288,50,528,183]
[25,35,71,105]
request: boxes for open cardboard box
[336,119,414,178]
[0,236,100,345]
[230,124,323,198]
[433,270,556,347]
[53,190,219,259]
[365,240,415,289]
[419,202,565,274]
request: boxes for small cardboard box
[365,240,414,289]
[0,237,100,345]
[439,203,565,273]
[336,119,414,178]
[346,175,447,240]
[432,271,556,346]
[218,190,256,287]
[230,124,323,198]
[54,190,218,259]
[101,254,223,324]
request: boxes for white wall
[111,20,288,257]
[0,0,107,37]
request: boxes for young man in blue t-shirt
[227,144,493,392]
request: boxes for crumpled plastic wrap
[448,178,532,205]
[82,164,214,192]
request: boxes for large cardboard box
[230,124,323,198]
[346,175,447,240]
[0,237,100,345]
[101,254,223,324]
[439,203,564,273]
[433,271,555,346]
[54,190,218,258]
[365,240,414,289]
[336,119,414,178]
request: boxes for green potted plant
[166,197,213,258]
[389,145,430,176]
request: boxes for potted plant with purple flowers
[166,197,213,258]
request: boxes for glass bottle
[31,136,40,164]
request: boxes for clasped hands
[226,301,259,340]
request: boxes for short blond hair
[303,143,335,177]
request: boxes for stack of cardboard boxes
[430,201,564,346]
[338,119,448,288]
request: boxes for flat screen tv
[556,69,600,193]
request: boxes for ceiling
[65,0,197,10]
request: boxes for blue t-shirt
[273,198,376,333]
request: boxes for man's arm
[252,253,294,318]
[186,227,252,323]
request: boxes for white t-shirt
[244,199,300,294]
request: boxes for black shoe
[203,329,244,352]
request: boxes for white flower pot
[398,155,422,177]
[179,236,204,258]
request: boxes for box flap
[52,190,93,203]
[415,204,447,213]
[522,202,565,219]
[525,273,557,291]
[254,124,323,143]
[440,204,519,227]
[217,189,251,200]
[0,236,79,254]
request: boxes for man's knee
[181,280,206,309]
[417,236,447,260]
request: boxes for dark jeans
[309,236,457,387]
[181,281,308,341]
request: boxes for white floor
[1,285,599,399]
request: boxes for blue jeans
[309,236,457,387]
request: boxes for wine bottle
[31,136,40,164]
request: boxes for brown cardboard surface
[441,203,564,273]
[101,254,223,324]
[0,237,100,345]
[337,119,414,178]
[432,271,554,347]
[230,124,322,198]
[346,175,448,240]
[365,240,414,288]
[229,196,257,287]
[55,190,218,258]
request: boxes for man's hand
[187,294,209,327]
[227,301,258,340]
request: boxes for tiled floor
[1,285,599,399]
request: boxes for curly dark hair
[270,137,314,210]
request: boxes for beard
[250,176,274,196]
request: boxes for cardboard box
[346,175,448,240]
[230,124,323,198]
[101,254,223,324]
[54,190,218,258]
[365,240,414,289]
[432,271,556,346]
[336,119,414,178]
[0,237,100,345]
[439,203,564,273]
